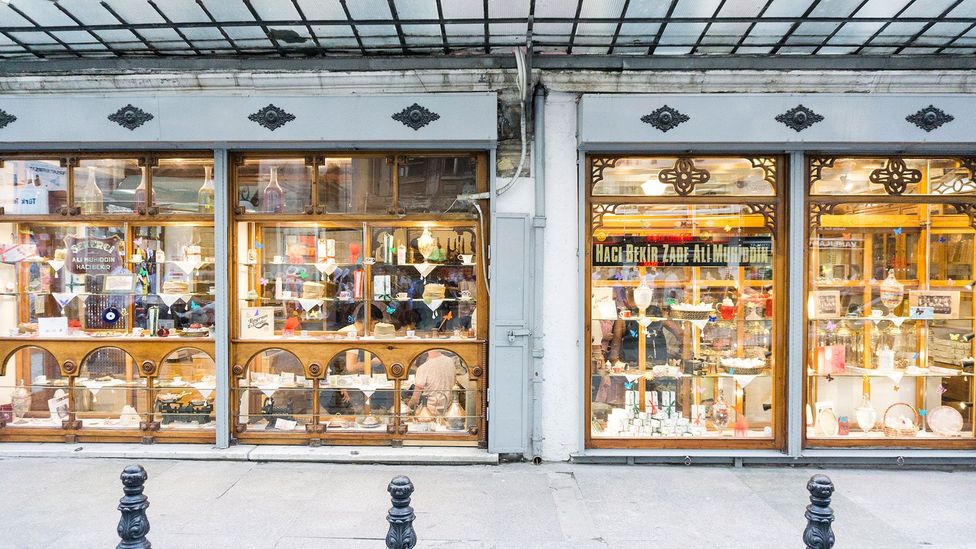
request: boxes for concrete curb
[0,443,499,465]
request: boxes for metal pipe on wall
[529,83,547,462]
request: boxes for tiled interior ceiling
[0,0,974,59]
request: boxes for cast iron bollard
[802,474,835,549]
[385,476,417,549]
[117,464,151,549]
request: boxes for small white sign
[38,316,69,337]
[240,307,275,339]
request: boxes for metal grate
[0,0,974,60]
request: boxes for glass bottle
[77,166,104,214]
[133,168,154,212]
[197,165,215,213]
[261,167,284,213]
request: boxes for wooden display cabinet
[584,154,787,450]
[804,156,976,448]
[230,152,489,447]
[0,152,217,444]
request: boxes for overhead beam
[0,54,974,74]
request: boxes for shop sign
[63,235,123,275]
[811,238,861,249]
[592,236,772,267]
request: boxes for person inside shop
[592,280,683,406]
[322,304,394,414]
[407,349,458,415]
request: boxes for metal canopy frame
[0,0,974,61]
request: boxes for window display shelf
[593,279,771,288]
[808,371,973,378]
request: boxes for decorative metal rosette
[640,105,689,132]
[0,108,16,130]
[392,103,440,130]
[248,104,296,131]
[108,104,154,131]
[775,104,823,132]
[906,105,954,132]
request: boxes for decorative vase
[879,269,904,314]
[633,280,653,315]
[855,394,877,432]
[417,227,437,262]
[11,381,31,419]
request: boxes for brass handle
[304,205,315,215]
[58,206,70,216]
[148,206,159,216]
[70,206,81,216]
[137,207,147,216]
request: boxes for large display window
[0,153,216,443]
[586,155,786,449]
[806,156,976,448]
[230,152,488,446]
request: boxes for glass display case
[0,153,216,443]
[586,155,785,449]
[806,156,976,447]
[231,152,488,446]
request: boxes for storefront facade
[1,69,975,464]
[569,91,976,462]
[0,89,498,449]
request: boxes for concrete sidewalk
[1,457,972,548]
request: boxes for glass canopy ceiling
[0,0,974,59]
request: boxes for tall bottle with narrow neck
[133,168,154,211]
[77,166,104,214]
[197,165,215,213]
[262,167,284,213]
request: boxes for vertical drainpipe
[529,83,547,463]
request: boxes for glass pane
[398,156,478,213]
[369,225,478,338]
[236,223,365,338]
[75,158,144,215]
[320,348,394,431]
[133,225,216,335]
[0,346,68,428]
[0,159,68,215]
[0,222,215,339]
[317,156,393,214]
[592,156,777,197]
[401,349,479,434]
[74,347,148,429]
[235,158,312,214]
[811,157,976,196]
[151,157,215,215]
[589,203,777,440]
[807,200,974,442]
[238,349,313,431]
[154,348,216,430]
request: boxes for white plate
[927,406,964,437]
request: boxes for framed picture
[47,390,69,422]
[240,307,275,339]
[909,291,959,319]
[103,274,136,293]
[809,290,842,319]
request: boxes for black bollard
[117,464,151,549]
[385,476,417,549]
[802,474,835,549]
